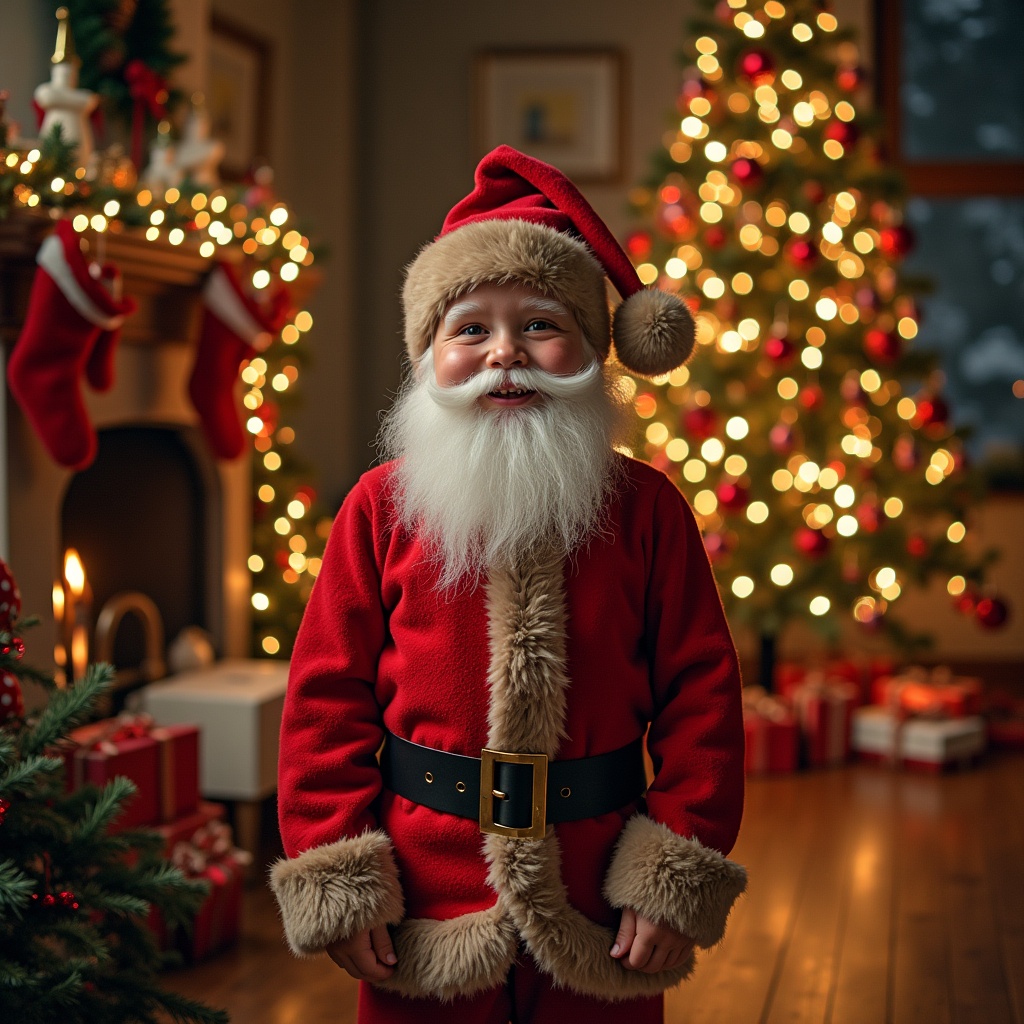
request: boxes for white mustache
[422,360,603,410]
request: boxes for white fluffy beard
[378,353,628,589]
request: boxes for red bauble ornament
[914,395,950,429]
[879,224,915,258]
[975,596,1009,630]
[955,590,978,615]
[737,48,776,85]
[0,795,10,825]
[785,238,818,268]
[803,180,826,205]
[836,65,865,92]
[716,482,750,513]
[626,230,652,259]
[856,503,882,533]
[683,406,718,440]
[730,157,763,186]
[274,549,291,569]
[824,120,860,149]
[794,526,831,558]
[0,671,24,721]
[906,535,929,558]
[256,401,278,436]
[864,328,901,364]
[893,434,919,471]
[0,557,22,633]
[764,334,795,363]
[703,225,727,249]
[702,531,731,563]
[678,76,713,112]
[855,286,880,311]
[659,202,692,239]
[799,385,824,411]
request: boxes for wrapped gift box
[791,679,859,768]
[776,657,890,705]
[150,723,201,822]
[871,667,982,718]
[852,706,986,771]
[743,688,799,774]
[984,690,1024,749]
[186,857,245,961]
[64,720,161,830]
[153,801,226,856]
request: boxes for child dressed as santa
[271,146,747,1024]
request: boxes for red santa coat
[272,455,746,1001]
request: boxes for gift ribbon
[124,59,169,168]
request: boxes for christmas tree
[624,0,1005,683]
[0,558,227,1024]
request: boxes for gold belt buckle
[479,748,548,840]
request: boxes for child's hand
[610,906,695,974]
[326,925,398,981]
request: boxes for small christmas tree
[624,0,1006,683]
[0,558,227,1024]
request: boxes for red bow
[124,59,169,168]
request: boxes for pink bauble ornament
[864,328,901,364]
[913,395,949,429]
[794,526,831,558]
[0,671,23,721]
[737,48,776,85]
[703,531,731,562]
[976,596,1009,630]
[765,334,795,363]
[769,421,797,454]
[824,120,860,149]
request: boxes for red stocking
[84,262,129,392]
[7,220,136,470]
[188,262,289,460]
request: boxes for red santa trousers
[357,951,663,1024]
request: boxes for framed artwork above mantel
[473,49,626,184]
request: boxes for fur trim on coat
[269,829,404,956]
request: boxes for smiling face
[431,282,591,409]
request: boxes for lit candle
[71,625,88,683]
[62,549,91,683]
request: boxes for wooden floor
[163,753,1024,1023]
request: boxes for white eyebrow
[443,301,484,325]
[524,298,571,318]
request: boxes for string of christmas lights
[1,134,328,657]
[622,0,1006,650]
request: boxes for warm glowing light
[724,455,747,476]
[701,438,725,463]
[739,224,762,248]
[834,484,855,508]
[732,576,755,599]
[252,592,270,611]
[725,416,749,440]
[252,269,271,290]
[819,468,839,489]
[747,501,769,523]
[801,347,822,369]
[732,273,754,295]
[947,521,966,543]
[288,499,307,519]
[773,469,794,491]
[947,575,966,596]
[683,459,707,483]
[771,564,794,586]
[810,595,830,616]
[766,1,786,17]
[646,422,670,446]
[637,263,659,285]
[742,19,765,38]
[823,139,845,159]
[666,438,689,462]
[789,212,811,234]
[264,452,282,472]
[789,280,810,301]
[720,330,742,353]
[793,102,815,126]
[897,397,917,420]
[835,101,856,121]
[702,276,725,299]
[815,298,838,320]
[797,461,820,484]
[884,497,903,517]
[694,489,718,515]
[248,554,264,572]
[818,12,838,31]
[793,23,814,42]
[853,230,874,253]
[150,209,165,226]
[898,317,918,339]
[72,214,89,232]
[772,129,793,149]
[258,484,275,502]
[64,550,85,596]
[665,258,687,279]
[681,115,704,137]
[860,370,882,392]
[705,141,727,162]
[700,202,724,223]
[778,377,799,400]
[274,517,292,535]
[247,416,263,434]
[836,515,858,536]
[875,567,897,590]
[695,35,718,54]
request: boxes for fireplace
[1,215,252,710]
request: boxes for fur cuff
[603,815,747,949]
[270,829,404,956]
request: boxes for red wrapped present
[170,819,251,961]
[791,676,858,768]
[742,688,799,775]
[151,723,200,822]
[153,801,226,856]
[64,717,161,830]
[984,690,1024,749]
[872,666,982,718]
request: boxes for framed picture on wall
[207,16,272,180]
[474,49,625,183]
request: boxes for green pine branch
[19,664,112,757]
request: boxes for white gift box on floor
[137,659,289,800]
[852,706,986,771]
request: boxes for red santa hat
[402,145,695,377]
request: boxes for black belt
[380,731,647,840]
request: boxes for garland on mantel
[1,127,328,659]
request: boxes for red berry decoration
[625,230,653,259]
[716,481,750,513]
[0,795,10,825]
[58,890,80,911]
[794,526,831,558]
[683,406,718,440]
[976,596,1009,630]
[879,224,915,258]
[1,671,24,722]
[786,238,818,269]
[737,48,776,85]
[765,334,796,363]
[864,328,901,364]
[824,120,860,149]
[730,157,763,186]
[0,557,22,633]
[836,65,865,92]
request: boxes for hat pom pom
[612,289,696,377]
